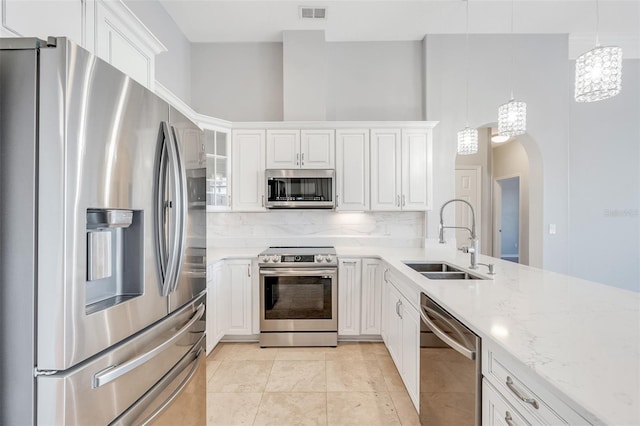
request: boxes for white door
[336,129,370,211]
[401,129,432,211]
[301,130,335,169]
[371,129,402,211]
[495,177,520,262]
[455,167,482,249]
[266,130,300,169]
[232,130,266,211]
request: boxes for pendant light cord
[595,0,600,46]
[465,0,470,127]
[509,0,514,100]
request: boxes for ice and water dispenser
[86,209,143,314]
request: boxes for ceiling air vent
[299,7,327,20]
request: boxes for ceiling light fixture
[457,0,478,156]
[574,0,623,102]
[498,0,526,138]
[491,134,510,144]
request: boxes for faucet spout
[439,199,479,269]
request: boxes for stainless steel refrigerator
[0,37,207,425]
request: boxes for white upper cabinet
[300,129,335,169]
[401,128,433,210]
[92,0,166,89]
[336,129,370,211]
[266,130,300,169]
[370,129,402,211]
[232,130,266,211]
[371,128,432,211]
[266,129,334,169]
[0,0,83,44]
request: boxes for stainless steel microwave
[266,169,335,209]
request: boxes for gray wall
[125,0,191,103]
[191,43,283,121]
[327,41,424,121]
[190,40,424,122]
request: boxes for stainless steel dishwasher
[419,293,481,426]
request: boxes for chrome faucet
[439,199,480,269]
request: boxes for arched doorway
[454,126,543,267]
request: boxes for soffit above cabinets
[158,1,640,44]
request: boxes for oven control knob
[273,256,280,263]
[325,255,333,263]
[315,255,325,263]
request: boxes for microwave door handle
[168,125,187,293]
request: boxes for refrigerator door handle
[168,125,188,294]
[155,122,181,296]
[93,303,205,388]
[135,346,203,426]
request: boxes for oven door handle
[259,268,337,276]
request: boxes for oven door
[260,268,337,332]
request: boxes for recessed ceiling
[159,0,640,44]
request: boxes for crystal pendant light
[457,0,478,155]
[575,0,623,102]
[498,0,526,137]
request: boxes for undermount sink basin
[404,262,487,280]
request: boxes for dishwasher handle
[420,304,476,360]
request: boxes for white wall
[427,34,569,274]
[191,42,283,121]
[124,0,191,103]
[427,34,639,291]
[568,60,640,291]
[207,211,425,248]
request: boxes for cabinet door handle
[301,153,304,165]
[402,194,406,206]
[396,195,400,207]
[383,268,388,282]
[228,195,231,206]
[296,153,300,166]
[248,266,251,277]
[506,377,539,409]
[261,195,265,207]
[395,300,403,318]
[504,411,516,426]
[336,194,339,207]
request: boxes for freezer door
[37,39,172,370]
[37,294,205,425]
[168,107,207,313]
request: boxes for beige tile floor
[206,342,420,426]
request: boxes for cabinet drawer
[484,346,591,425]
[483,379,531,426]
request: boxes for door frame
[493,173,521,261]
[455,165,482,247]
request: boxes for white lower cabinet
[382,267,420,410]
[360,259,382,335]
[483,341,592,425]
[206,261,227,354]
[483,379,532,426]
[206,259,254,352]
[338,258,362,336]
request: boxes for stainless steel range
[258,247,338,347]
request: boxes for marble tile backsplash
[207,211,425,248]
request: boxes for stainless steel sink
[404,262,487,280]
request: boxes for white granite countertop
[207,244,640,425]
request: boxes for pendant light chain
[457,0,479,156]
[595,0,600,46]
[509,0,514,100]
